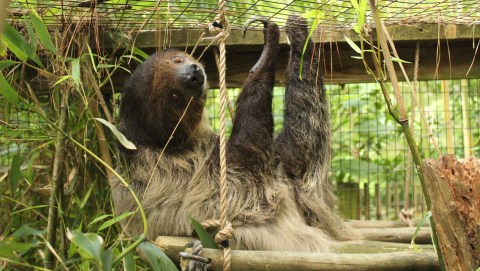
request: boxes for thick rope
[213,1,233,270]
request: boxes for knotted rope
[210,1,233,270]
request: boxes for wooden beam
[23,23,480,93]
[102,23,480,49]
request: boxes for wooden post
[356,182,361,220]
[338,182,359,219]
[364,182,370,220]
[394,182,399,218]
[422,155,480,271]
[375,183,381,220]
[386,182,390,219]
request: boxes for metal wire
[7,0,480,31]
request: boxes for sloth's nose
[179,63,205,89]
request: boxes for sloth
[110,15,351,254]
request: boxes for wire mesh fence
[2,78,479,220]
[203,79,480,221]
[7,0,480,32]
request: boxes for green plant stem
[44,90,69,269]
[367,0,445,269]
[18,92,149,263]
[112,235,147,265]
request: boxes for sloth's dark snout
[179,63,205,90]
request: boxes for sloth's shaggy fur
[110,15,351,253]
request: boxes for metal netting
[7,0,480,31]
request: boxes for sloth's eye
[172,93,179,100]
[173,56,183,63]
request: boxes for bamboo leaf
[94,118,137,150]
[52,75,73,87]
[9,154,21,195]
[299,14,323,79]
[29,9,57,54]
[191,217,219,249]
[98,211,135,231]
[0,60,16,69]
[0,73,19,105]
[350,0,359,10]
[123,249,136,271]
[344,36,362,54]
[391,57,412,64]
[2,24,29,61]
[87,44,97,73]
[88,214,113,228]
[67,229,103,262]
[132,47,149,60]
[2,24,42,66]
[137,241,178,271]
[71,57,81,87]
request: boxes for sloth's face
[152,50,207,107]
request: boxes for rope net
[7,0,480,31]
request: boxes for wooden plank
[346,220,429,228]
[353,227,431,244]
[23,27,480,92]
[101,23,480,49]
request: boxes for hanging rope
[210,1,233,270]
[400,42,420,227]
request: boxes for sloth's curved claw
[242,15,270,38]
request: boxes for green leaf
[301,9,324,19]
[391,57,412,64]
[100,249,113,271]
[29,10,57,54]
[191,217,218,249]
[2,24,29,61]
[0,71,20,105]
[12,225,44,238]
[411,211,432,245]
[123,249,136,271]
[0,60,16,69]
[137,241,178,271]
[9,153,21,195]
[52,75,73,87]
[88,214,112,228]
[87,44,97,73]
[350,0,359,10]
[98,211,135,231]
[94,118,137,150]
[299,15,322,79]
[71,57,81,87]
[351,55,363,60]
[24,16,37,53]
[132,47,149,61]
[0,239,35,257]
[344,35,362,54]
[67,229,104,262]
[2,24,42,67]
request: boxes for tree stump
[422,155,480,271]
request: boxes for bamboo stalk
[44,90,69,269]
[367,1,444,269]
[364,182,370,220]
